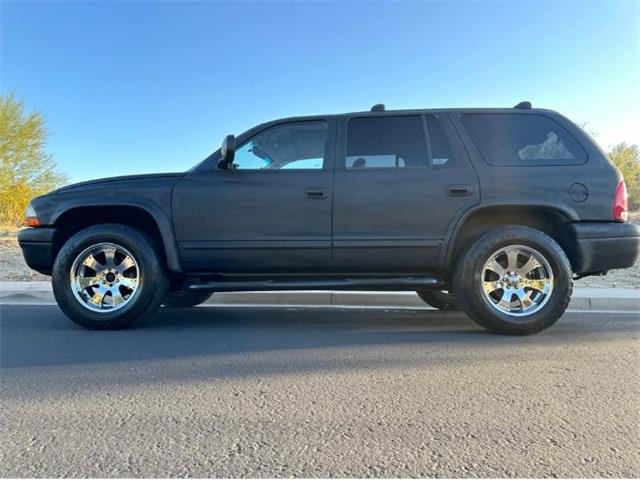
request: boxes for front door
[332,113,479,273]
[173,119,335,273]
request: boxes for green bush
[0,94,67,228]
[608,143,640,211]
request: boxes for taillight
[613,180,629,222]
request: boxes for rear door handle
[447,184,473,196]
[304,187,328,199]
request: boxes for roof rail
[371,103,385,112]
[514,101,532,109]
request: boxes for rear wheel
[453,226,572,335]
[416,290,457,310]
[52,224,168,329]
[162,291,212,308]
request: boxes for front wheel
[52,224,168,330]
[453,226,573,335]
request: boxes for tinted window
[233,121,327,170]
[425,115,454,167]
[346,116,427,169]
[462,113,587,166]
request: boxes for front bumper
[571,222,640,274]
[17,227,59,276]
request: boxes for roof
[244,103,556,134]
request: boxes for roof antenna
[371,103,385,111]
[514,101,532,109]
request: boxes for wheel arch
[51,200,182,274]
[442,203,580,273]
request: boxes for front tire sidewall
[454,227,573,335]
[52,224,167,329]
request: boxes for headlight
[25,203,40,227]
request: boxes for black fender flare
[440,200,579,270]
[50,198,182,274]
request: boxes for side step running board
[185,276,443,293]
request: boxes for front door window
[233,121,328,170]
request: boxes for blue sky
[2,0,638,183]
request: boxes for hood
[29,172,186,227]
[51,172,185,194]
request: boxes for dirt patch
[2,215,639,287]
[0,233,50,282]
[576,263,640,288]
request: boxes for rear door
[332,113,479,273]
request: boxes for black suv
[18,102,640,334]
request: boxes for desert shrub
[0,94,67,228]
[608,143,640,211]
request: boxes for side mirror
[217,134,235,169]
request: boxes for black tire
[52,224,168,330]
[162,290,212,308]
[416,290,458,310]
[453,226,573,335]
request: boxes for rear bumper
[571,222,640,274]
[17,227,59,276]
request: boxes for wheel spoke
[483,281,501,294]
[515,289,534,310]
[104,248,117,269]
[498,290,513,310]
[522,278,549,292]
[505,250,519,272]
[117,256,136,274]
[82,254,104,272]
[118,277,138,290]
[110,288,126,306]
[486,258,506,275]
[77,276,99,290]
[89,286,108,308]
[518,255,541,276]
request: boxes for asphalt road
[1,304,639,478]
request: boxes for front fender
[48,197,182,274]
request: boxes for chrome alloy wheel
[70,242,140,313]
[481,245,554,317]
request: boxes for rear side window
[462,113,587,166]
[346,116,427,169]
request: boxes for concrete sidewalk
[0,281,638,311]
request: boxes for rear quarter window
[462,113,587,166]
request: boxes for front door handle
[304,187,328,199]
[447,184,473,196]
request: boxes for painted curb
[0,282,638,311]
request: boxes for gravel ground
[2,213,639,287]
[1,305,638,477]
[0,234,49,282]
